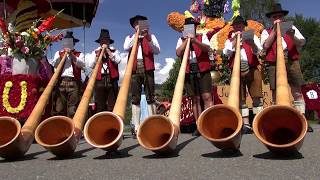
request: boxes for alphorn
[252,22,307,153]
[137,38,191,154]
[0,52,68,159]
[35,45,107,157]
[197,33,243,151]
[83,28,140,151]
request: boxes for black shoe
[192,130,201,136]
[307,126,314,133]
[242,124,253,134]
[131,127,137,139]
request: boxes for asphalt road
[0,125,319,180]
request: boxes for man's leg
[144,71,156,115]
[67,81,80,118]
[94,78,107,113]
[131,73,143,137]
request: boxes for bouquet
[0,14,63,60]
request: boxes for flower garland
[2,81,27,113]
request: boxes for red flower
[37,16,56,34]
[0,18,8,34]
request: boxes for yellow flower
[2,80,28,114]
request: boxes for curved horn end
[197,105,243,151]
[35,116,77,157]
[137,115,178,154]
[84,112,124,151]
[0,117,29,159]
[253,105,308,154]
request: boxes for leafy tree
[288,14,320,83]
[240,0,278,25]
[160,58,181,100]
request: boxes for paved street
[0,125,319,180]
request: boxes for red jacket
[95,48,119,80]
[59,50,81,81]
[228,39,260,68]
[186,35,211,74]
[265,28,299,63]
[130,36,155,72]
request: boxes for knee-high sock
[131,104,141,132]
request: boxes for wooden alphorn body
[252,22,308,153]
[35,46,107,157]
[197,33,243,151]
[83,29,140,151]
[0,52,68,159]
[137,38,191,154]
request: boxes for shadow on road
[201,149,243,158]
[47,147,96,160]
[0,150,48,163]
[93,143,140,160]
[253,151,304,160]
[142,136,199,159]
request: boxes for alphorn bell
[137,38,191,154]
[83,28,140,151]
[35,45,107,157]
[197,33,243,151]
[0,52,68,159]
[252,22,307,153]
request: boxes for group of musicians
[51,3,313,138]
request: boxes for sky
[48,0,320,84]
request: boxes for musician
[223,16,263,134]
[261,3,313,132]
[123,15,160,138]
[50,31,85,118]
[88,29,121,112]
[176,17,213,136]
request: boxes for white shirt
[176,34,210,63]
[88,46,121,74]
[261,25,305,51]
[51,51,85,77]
[123,33,160,59]
[223,33,262,62]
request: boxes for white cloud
[154,58,175,84]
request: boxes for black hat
[231,16,247,26]
[265,3,289,18]
[95,29,114,44]
[184,17,200,25]
[64,31,79,43]
[129,15,148,28]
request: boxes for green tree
[160,58,181,100]
[240,0,278,25]
[288,14,320,83]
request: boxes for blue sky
[48,0,320,83]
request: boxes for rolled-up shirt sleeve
[292,25,305,46]
[253,35,263,55]
[111,49,121,64]
[149,34,160,55]
[123,35,135,52]
[223,39,235,58]
[75,53,85,68]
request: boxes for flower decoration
[2,81,28,113]
[0,12,63,60]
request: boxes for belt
[61,76,75,81]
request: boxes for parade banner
[217,84,273,108]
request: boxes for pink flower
[15,36,23,48]
[21,46,30,54]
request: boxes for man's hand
[286,28,295,38]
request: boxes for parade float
[0,14,61,122]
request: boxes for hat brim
[130,15,148,28]
[95,38,114,44]
[231,21,248,26]
[266,10,289,18]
